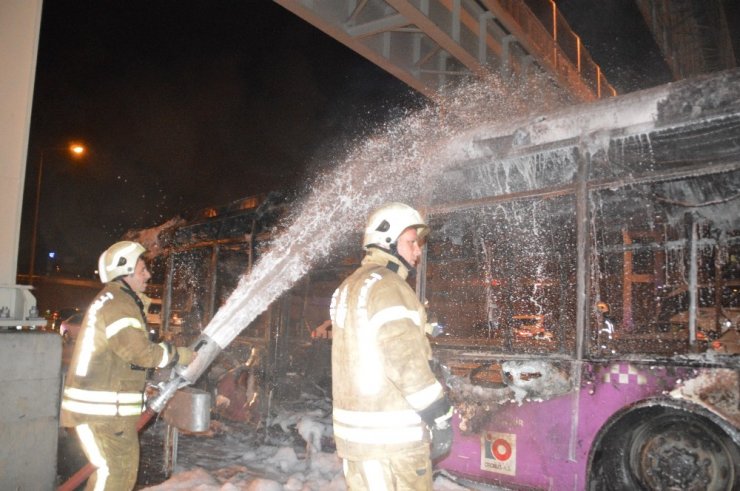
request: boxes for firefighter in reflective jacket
[61,241,195,491]
[331,203,453,490]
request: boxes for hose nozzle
[146,333,222,413]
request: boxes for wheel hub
[632,419,734,491]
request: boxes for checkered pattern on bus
[602,363,647,385]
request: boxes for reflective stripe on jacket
[330,247,443,460]
[61,281,173,426]
[61,387,144,417]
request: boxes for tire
[592,408,739,491]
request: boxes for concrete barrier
[0,331,62,490]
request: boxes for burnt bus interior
[426,71,740,383]
[427,174,740,357]
[425,194,578,355]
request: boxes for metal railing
[496,0,617,98]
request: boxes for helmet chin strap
[366,243,416,275]
[389,243,416,275]
[115,277,146,317]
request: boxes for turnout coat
[61,280,178,427]
[330,247,445,460]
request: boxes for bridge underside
[635,0,736,80]
[274,0,617,102]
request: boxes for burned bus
[157,69,739,490]
[425,69,740,490]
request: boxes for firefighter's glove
[175,347,196,366]
[425,321,444,337]
[430,420,453,461]
[417,395,454,461]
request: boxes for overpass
[274,0,618,102]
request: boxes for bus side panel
[442,391,578,489]
[438,361,686,489]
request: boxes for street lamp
[28,143,87,281]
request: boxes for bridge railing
[496,0,617,98]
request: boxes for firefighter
[60,241,195,490]
[330,202,453,490]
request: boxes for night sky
[19,1,425,277]
[17,0,733,278]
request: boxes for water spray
[145,73,567,412]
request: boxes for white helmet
[98,241,146,283]
[363,202,429,250]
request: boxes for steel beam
[273,0,614,101]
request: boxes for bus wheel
[598,409,739,490]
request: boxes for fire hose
[57,334,222,491]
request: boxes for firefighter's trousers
[342,445,433,491]
[75,419,139,491]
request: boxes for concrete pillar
[0,0,43,285]
[0,4,61,491]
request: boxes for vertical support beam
[420,0,435,87]
[451,0,460,42]
[568,360,582,463]
[247,219,255,272]
[206,244,220,324]
[572,148,588,466]
[550,0,558,70]
[502,35,515,78]
[437,51,448,89]
[163,253,175,335]
[688,220,698,348]
[622,230,634,331]
[522,54,534,75]
[163,425,179,477]
[382,30,391,59]
[478,12,494,65]
[713,239,724,333]
[575,149,589,360]
[417,240,427,306]
[412,31,422,79]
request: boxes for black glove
[430,421,453,460]
[417,395,454,461]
